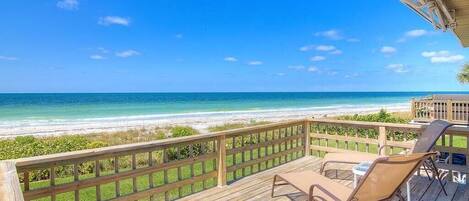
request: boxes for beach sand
[0,103,410,138]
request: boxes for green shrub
[86,141,109,149]
[338,109,410,124]
[170,126,198,137]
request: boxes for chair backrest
[411,120,452,153]
[347,152,435,201]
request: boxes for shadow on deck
[181,156,469,201]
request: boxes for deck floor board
[180,156,468,201]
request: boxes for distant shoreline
[0,103,410,138]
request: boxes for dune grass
[208,120,271,132]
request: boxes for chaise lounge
[272,152,436,201]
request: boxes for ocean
[0,92,457,136]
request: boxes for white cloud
[90,55,106,60]
[380,46,397,54]
[57,0,78,10]
[276,73,285,76]
[97,47,109,54]
[224,57,237,62]
[431,55,464,63]
[315,30,343,40]
[310,56,326,62]
[398,29,430,42]
[248,61,263,66]
[98,16,130,26]
[330,50,342,55]
[316,45,336,51]
[386,64,408,73]
[0,55,18,61]
[421,50,464,63]
[116,50,140,58]
[288,65,305,70]
[421,50,450,58]
[299,45,315,52]
[307,66,319,72]
[405,29,428,37]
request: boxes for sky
[0,0,469,93]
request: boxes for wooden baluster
[271,130,275,166]
[201,142,207,188]
[354,128,359,151]
[50,167,56,201]
[74,163,80,201]
[249,133,254,173]
[365,129,370,153]
[95,160,101,201]
[131,154,137,198]
[283,128,287,162]
[335,128,339,149]
[344,126,349,150]
[23,172,29,192]
[241,135,245,177]
[177,147,182,198]
[149,152,154,201]
[297,120,311,156]
[163,149,169,200]
[217,135,227,187]
[378,126,387,156]
[114,157,120,198]
[257,132,261,171]
[295,126,300,158]
[188,145,194,194]
[325,127,329,148]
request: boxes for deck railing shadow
[1,118,468,201]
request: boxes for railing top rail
[13,119,306,168]
[308,118,421,129]
[414,99,469,103]
[309,118,469,134]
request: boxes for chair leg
[422,162,433,181]
[430,160,448,196]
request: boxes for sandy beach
[0,103,409,138]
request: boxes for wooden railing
[0,120,306,201]
[1,119,468,201]
[412,99,469,123]
[308,119,469,181]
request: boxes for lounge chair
[272,152,436,201]
[319,120,452,195]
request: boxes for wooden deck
[181,156,469,201]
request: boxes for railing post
[447,99,453,121]
[217,135,227,187]
[304,120,311,156]
[0,161,24,201]
[378,126,387,156]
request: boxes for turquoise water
[0,92,451,121]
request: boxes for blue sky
[0,0,468,92]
